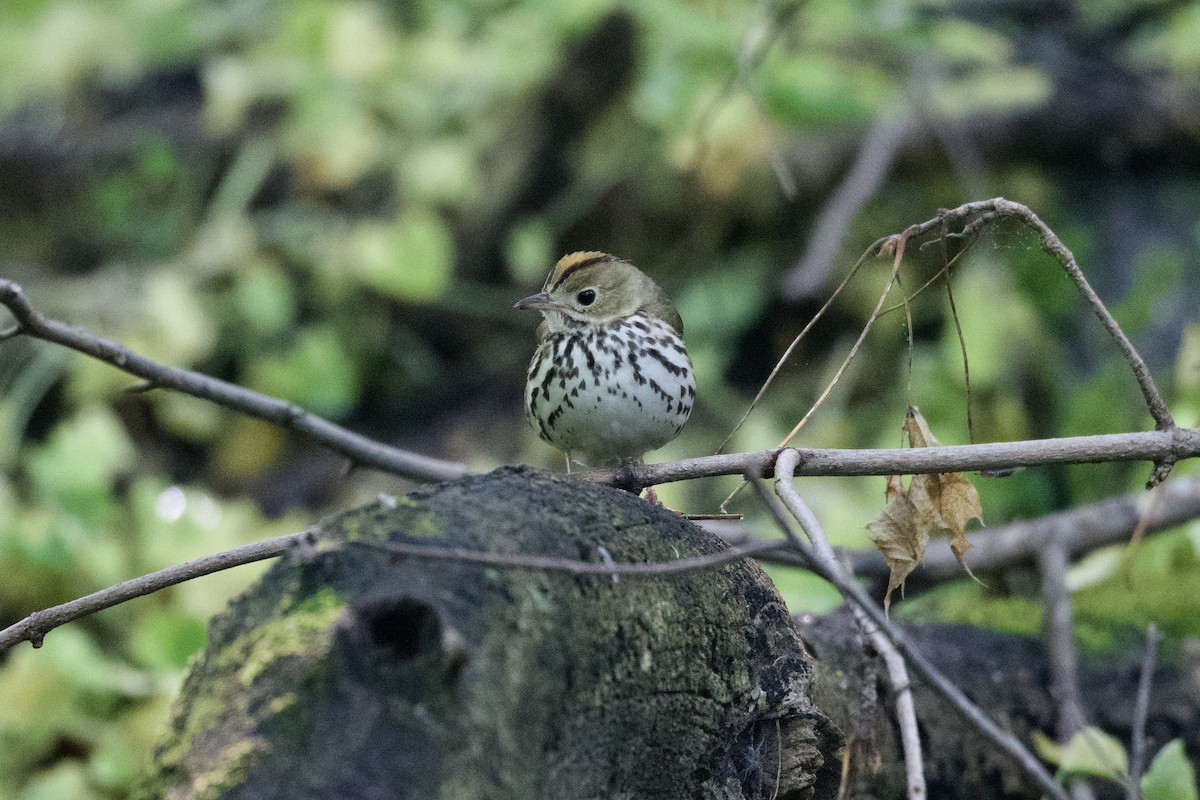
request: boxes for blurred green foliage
[2,0,1200,796]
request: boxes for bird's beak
[514,291,555,311]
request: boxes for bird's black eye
[576,289,596,306]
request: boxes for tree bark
[137,466,842,800]
[799,610,1200,799]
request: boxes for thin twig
[780,231,909,450]
[729,197,1172,496]
[897,270,915,415]
[718,230,913,510]
[1128,624,1162,800]
[0,279,470,484]
[0,527,793,655]
[1122,485,1168,586]
[1038,536,1089,741]
[346,533,791,577]
[1009,206,1174,434]
[717,244,874,454]
[773,450,926,800]
[893,199,1176,484]
[750,464,1070,800]
[880,230,975,318]
[0,532,306,654]
[940,221,975,442]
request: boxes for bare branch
[0,526,793,655]
[1039,538,1089,741]
[1128,624,1162,800]
[753,460,1070,800]
[891,199,1175,484]
[345,535,791,577]
[0,279,470,484]
[773,450,927,800]
[850,473,1200,583]
[589,428,1200,489]
[0,531,305,654]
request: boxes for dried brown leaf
[902,405,938,448]
[867,474,929,613]
[867,407,986,609]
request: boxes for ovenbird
[516,252,695,467]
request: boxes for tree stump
[137,466,843,799]
[799,609,1200,799]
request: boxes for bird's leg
[633,455,662,501]
[616,457,662,505]
[564,452,572,475]
[611,457,645,495]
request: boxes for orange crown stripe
[548,251,615,291]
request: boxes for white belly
[525,317,695,465]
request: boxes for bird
[515,251,695,469]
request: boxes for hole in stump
[360,599,441,661]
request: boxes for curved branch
[0,527,792,654]
[0,531,305,654]
[895,199,1175,482]
[346,536,789,576]
[773,450,927,800]
[0,279,470,484]
[750,476,1069,800]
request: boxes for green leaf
[248,327,362,418]
[235,260,298,335]
[130,610,208,671]
[1141,740,1199,800]
[25,408,136,519]
[349,210,453,302]
[1032,728,1064,764]
[1058,727,1129,783]
[17,761,89,800]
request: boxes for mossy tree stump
[138,467,842,799]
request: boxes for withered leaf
[867,407,985,611]
[867,474,929,613]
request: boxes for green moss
[147,583,346,796]
[404,510,443,539]
[190,737,269,800]
[293,585,344,616]
[236,594,343,686]
[327,500,442,541]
